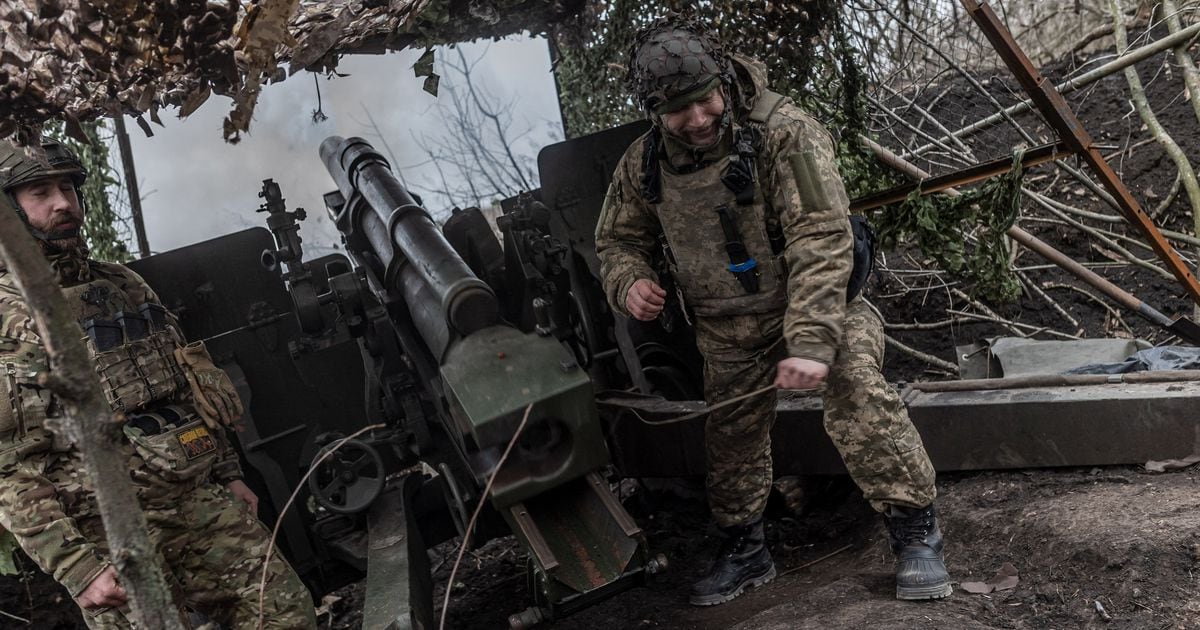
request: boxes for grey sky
[125,35,563,256]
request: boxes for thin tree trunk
[1110,0,1200,317]
[1161,0,1200,122]
[0,197,186,629]
[1156,0,1200,316]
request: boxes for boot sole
[689,565,777,606]
[896,581,954,600]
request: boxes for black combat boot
[689,518,776,606]
[884,503,953,600]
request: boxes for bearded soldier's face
[13,175,85,250]
[662,88,725,147]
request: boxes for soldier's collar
[44,245,92,284]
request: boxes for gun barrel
[320,136,498,340]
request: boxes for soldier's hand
[626,279,667,321]
[774,357,829,391]
[76,566,127,610]
[226,479,260,515]
[175,341,245,428]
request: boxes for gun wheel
[567,289,596,369]
[308,439,385,514]
[636,342,702,400]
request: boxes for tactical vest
[60,277,187,413]
[0,269,218,493]
[655,154,788,317]
[61,275,219,483]
[643,90,874,317]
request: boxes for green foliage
[44,121,132,263]
[875,151,1026,302]
[551,0,653,137]
[837,139,902,202]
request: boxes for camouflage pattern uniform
[0,145,315,628]
[596,55,937,528]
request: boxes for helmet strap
[6,193,43,239]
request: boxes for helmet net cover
[626,13,735,115]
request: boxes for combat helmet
[0,140,87,193]
[626,13,734,116]
[0,140,88,242]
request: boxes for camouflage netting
[0,0,584,143]
[623,12,732,114]
[293,0,586,72]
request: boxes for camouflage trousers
[78,483,316,630]
[694,298,937,527]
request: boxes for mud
[444,468,1200,630]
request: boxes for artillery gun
[261,134,663,627]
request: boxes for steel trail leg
[363,473,433,630]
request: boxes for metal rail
[603,379,1200,475]
[849,141,1071,213]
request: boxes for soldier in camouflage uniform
[0,140,316,628]
[596,14,953,605]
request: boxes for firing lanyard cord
[257,423,387,630]
[438,403,533,630]
[603,384,819,426]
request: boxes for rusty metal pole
[959,0,1200,306]
[114,116,151,258]
[849,141,1071,213]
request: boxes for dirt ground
[7,465,1200,629]
[421,466,1200,630]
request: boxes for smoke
[125,34,563,256]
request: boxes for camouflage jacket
[0,247,244,596]
[595,58,853,365]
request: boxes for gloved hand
[174,341,244,427]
